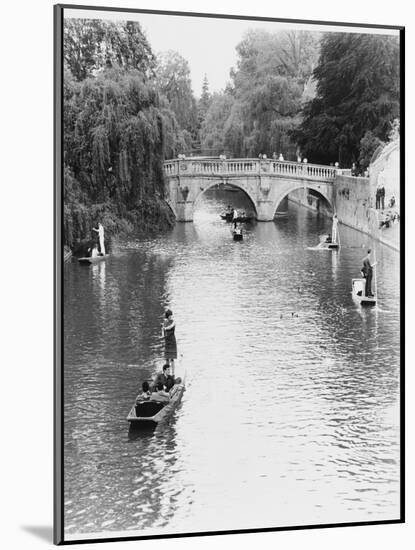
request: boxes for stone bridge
[163,158,339,221]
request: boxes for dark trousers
[375,195,380,209]
[381,196,385,209]
[365,270,373,296]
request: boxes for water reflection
[63,190,400,538]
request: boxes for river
[63,189,400,540]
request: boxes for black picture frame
[54,4,405,545]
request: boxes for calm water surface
[63,191,400,538]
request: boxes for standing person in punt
[361,249,376,297]
[331,213,339,244]
[92,222,105,255]
[162,309,177,375]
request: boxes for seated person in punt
[152,363,174,391]
[135,381,151,404]
[88,243,99,258]
[150,383,170,403]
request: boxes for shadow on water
[128,422,157,440]
[21,525,53,543]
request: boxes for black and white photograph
[54,3,403,545]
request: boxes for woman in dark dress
[162,309,177,374]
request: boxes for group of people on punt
[135,308,181,406]
[135,364,183,406]
[224,205,247,222]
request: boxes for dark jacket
[152,372,174,391]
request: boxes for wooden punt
[220,212,234,222]
[319,241,339,249]
[127,383,185,426]
[352,278,376,306]
[78,254,108,264]
[221,213,253,223]
[310,234,339,250]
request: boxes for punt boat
[78,254,108,265]
[220,212,234,222]
[127,383,186,426]
[220,213,253,223]
[352,278,376,306]
[316,234,339,250]
[232,229,243,241]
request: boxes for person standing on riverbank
[162,309,177,375]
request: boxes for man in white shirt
[93,222,105,255]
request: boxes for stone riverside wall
[287,175,399,251]
[333,175,399,251]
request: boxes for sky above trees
[65,9,399,97]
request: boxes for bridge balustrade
[164,158,337,181]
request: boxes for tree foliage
[200,92,234,154]
[154,50,198,142]
[63,19,188,245]
[64,19,155,81]
[198,75,212,125]
[293,33,400,166]
[200,29,320,157]
[64,67,186,243]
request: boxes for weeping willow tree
[63,18,188,245]
[64,67,186,244]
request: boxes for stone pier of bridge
[163,158,339,222]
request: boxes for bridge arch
[193,180,258,218]
[272,182,334,218]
